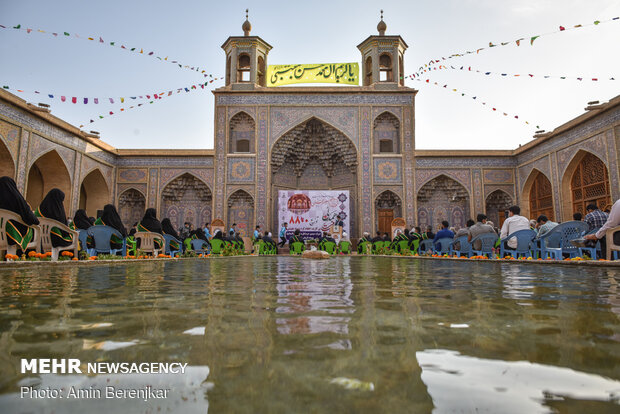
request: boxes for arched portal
[79,169,110,217]
[271,118,358,237]
[0,138,15,178]
[485,190,513,227]
[161,173,212,231]
[375,191,402,234]
[525,170,554,220]
[26,150,72,211]
[417,175,470,230]
[227,190,254,237]
[118,189,145,230]
[565,151,611,215]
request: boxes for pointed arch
[561,150,611,216]
[229,111,255,153]
[79,168,110,217]
[0,137,16,179]
[522,169,554,220]
[375,190,402,234]
[373,111,400,153]
[118,188,146,230]
[485,189,513,228]
[417,174,470,230]
[27,149,72,211]
[227,189,254,237]
[161,173,212,231]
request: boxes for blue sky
[1,0,618,149]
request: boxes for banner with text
[267,63,359,86]
[278,190,350,241]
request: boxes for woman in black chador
[0,176,39,251]
[161,218,183,252]
[71,209,93,230]
[138,208,163,249]
[94,204,127,250]
[35,188,73,247]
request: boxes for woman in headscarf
[137,208,163,250]
[70,209,92,230]
[35,188,73,247]
[93,204,127,250]
[161,218,182,252]
[0,176,39,252]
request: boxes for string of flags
[79,79,223,128]
[408,65,615,82]
[0,23,214,78]
[411,16,620,72]
[414,78,541,129]
[2,77,223,105]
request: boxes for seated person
[162,218,182,252]
[357,232,371,253]
[94,204,128,251]
[535,215,558,238]
[70,209,93,231]
[0,176,39,252]
[433,221,455,250]
[262,231,276,248]
[468,214,497,250]
[338,232,351,253]
[453,219,474,250]
[179,222,192,241]
[383,232,392,242]
[371,231,383,244]
[35,188,74,248]
[137,208,163,251]
[288,229,304,245]
[585,199,620,259]
[423,226,435,240]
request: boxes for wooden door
[378,209,393,234]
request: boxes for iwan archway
[270,118,358,238]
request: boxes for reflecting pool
[0,257,619,413]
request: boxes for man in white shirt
[585,199,620,259]
[500,205,531,249]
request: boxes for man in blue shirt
[433,221,455,251]
[203,222,212,239]
[253,225,261,240]
[278,222,288,247]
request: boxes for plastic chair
[338,240,351,254]
[397,240,410,254]
[357,241,371,254]
[606,225,620,260]
[0,209,40,257]
[434,237,453,255]
[383,240,392,252]
[500,229,536,258]
[38,217,79,261]
[77,229,95,256]
[191,239,210,255]
[210,238,226,255]
[133,231,162,256]
[320,241,337,255]
[419,239,434,254]
[449,236,472,257]
[470,233,498,257]
[163,234,183,257]
[88,226,126,256]
[289,241,305,255]
[371,241,384,254]
[536,221,589,259]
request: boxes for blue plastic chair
[449,236,472,257]
[77,229,95,257]
[191,239,210,255]
[87,226,126,256]
[500,229,536,258]
[434,237,453,255]
[470,233,498,257]
[419,239,434,254]
[536,221,589,259]
[578,228,601,259]
[163,234,183,257]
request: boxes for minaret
[357,10,408,87]
[221,9,272,88]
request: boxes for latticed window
[529,172,554,220]
[571,153,611,214]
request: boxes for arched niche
[26,150,72,211]
[417,174,470,230]
[118,189,146,230]
[161,173,212,231]
[373,112,400,154]
[0,138,15,179]
[485,190,513,227]
[522,169,554,220]
[229,112,255,153]
[79,169,110,217]
[375,191,402,234]
[227,190,254,237]
[562,150,611,215]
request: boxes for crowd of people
[1,175,619,260]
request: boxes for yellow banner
[267,63,359,86]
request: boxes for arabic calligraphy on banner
[267,63,359,86]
